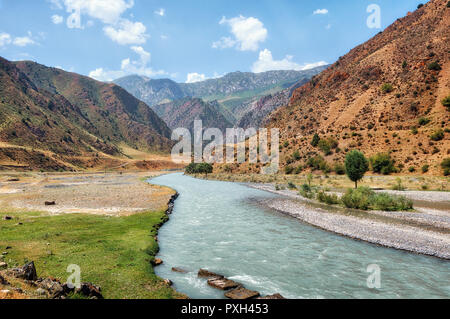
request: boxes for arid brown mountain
[265,0,449,175]
[0,57,173,171]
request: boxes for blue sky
[0,0,428,83]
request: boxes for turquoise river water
[150,173,449,299]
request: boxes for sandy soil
[0,171,176,216]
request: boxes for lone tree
[345,150,369,189]
[311,133,320,147]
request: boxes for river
[150,173,449,299]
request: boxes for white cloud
[252,49,327,73]
[52,14,64,24]
[186,73,206,83]
[63,0,134,25]
[0,33,12,47]
[49,0,148,45]
[103,19,147,45]
[213,15,267,51]
[13,36,36,47]
[154,8,165,16]
[313,9,329,15]
[88,46,168,82]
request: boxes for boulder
[171,267,188,274]
[76,282,103,299]
[3,216,12,220]
[163,279,173,286]
[0,262,7,270]
[198,269,223,279]
[0,274,9,285]
[207,278,240,290]
[45,201,56,206]
[36,288,47,296]
[225,287,260,300]
[7,261,38,281]
[256,293,286,299]
[151,258,163,266]
[37,278,65,299]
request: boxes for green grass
[0,210,183,299]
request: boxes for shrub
[421,164,429,173]
[441,158,450,176]
[370,153,396,175]
[317,191,340,205]
[345,150,369,188]
[418,117,430,126]
[391,178,405,191]
[185,163,213,175]
[342,187,413,211]
[430,129,444,141]
[408,166,416,173]
[417,3,424,9]
[428,62,441,71]
[318,139,332,155]
[299,184,314,199]
[292,151,301,161]
[411,126,418,135]
[381,83,394,93]
[287,182,297,190]
[285,165,294,175]
[311,133,320,147]
[447,1,450,8]
[442,95,450,111]
[307,155,326,171]
[334,163,346,175]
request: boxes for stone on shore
[36,278,65,299]
[172,267,188,273]
[76,282,103,299]
[3,216,12,220]
[163,279,173,286]
[45,201,56,206]
[151,258,163,266]
[207,278,240,290]
[257,293,286,299]
[198,269,223,278]
[225,287,260,299]
[0,262,7,270]
[7,261,38,281]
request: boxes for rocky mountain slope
[114,67,326,125]
[0,57,173,171]
[265,0,449,175]
[153,98,233,132]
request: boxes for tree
[345,150,369,189]
[311,134,320,147]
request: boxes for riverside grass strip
[0,209,184,299]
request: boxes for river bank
[0,171,185,299]
[248,184,450,260]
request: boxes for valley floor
[0,171,185,299]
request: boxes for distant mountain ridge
[0,57,173,171]
[114,68,327,108]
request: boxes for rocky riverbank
[248,184,450,260]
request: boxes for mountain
[0,57,173,171]
[153,98,233,132]
[114,67,327,124]
[266,0,449,174]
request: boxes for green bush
[421,165,429,173]
[341,187,413,211]
[318,140,332,155]
[430,129,444,141]
[299,184,314,199]
[334,163,346,175]
[441,95,450,111]
[317,191,340,205]
[287,182,297,190]
[418,117,430,126]
[294,165,304,174]
[185,163,213,175]
[307,155,326,171]
[428,62,441,71]
[311,133,320,147]
[292,151,301,161]
[391,177,405,191]
[408,166,416,173]
[381,83,394,93]
[441,158,450,176]
[370,153,396,175]
[285,165,294,175]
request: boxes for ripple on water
[150,173,450,299]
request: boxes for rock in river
[172,267,188,274]
[151,258,163,266]
[225,287,260,300]
[256,293,286,299]
[207,278,240,290]
[198,269,223,279]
